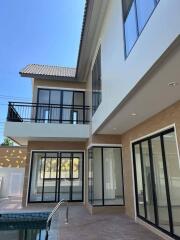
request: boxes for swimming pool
[0,212,50,240]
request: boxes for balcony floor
[49,206,163,240]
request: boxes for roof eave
[75,0,109,82]
[19,72,77,82]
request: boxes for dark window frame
[132,127,180,239]
[92,46,102,116]
[37,88,85,124]
[28,151,84,203]
[88,146,125,207]
[122,0,160,58]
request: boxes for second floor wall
[85,0,180,134]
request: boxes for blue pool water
[0,212,50,240]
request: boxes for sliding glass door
[133,128,180,238]
[88,146,124,206]
[29,151,84,203]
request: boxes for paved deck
[0,197,22,212]
[49,206,163,240]
[0,197,54,213]
[0,198,164,239]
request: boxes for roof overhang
[19,72,77,82]
[76,0,109,82]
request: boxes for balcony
[4,102,90,145]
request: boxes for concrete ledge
[4,122,90,145]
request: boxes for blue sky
[0,0,85,143]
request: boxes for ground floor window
[88,146,124,206]
[133,127,180,238]
[28,151,84,202]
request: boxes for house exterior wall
[121,100,180,218]
[89,0,180,133]
[87,134,121,147]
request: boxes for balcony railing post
[7,102,12,121]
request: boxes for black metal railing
[7,102,90,124]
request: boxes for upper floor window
[123,0,160,57]
[37,88,85,124]
[92,46,102,116]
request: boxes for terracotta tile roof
[20,64,76,80]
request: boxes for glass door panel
[73,92,84,123]
[72,153,83,201]
[163,132,180,236]
[60,157,71,201]
[103,148,123,205]
[37,89,50,123]
[141,141,155,223]
[29,152,45,202]
[50,90,61,123]
[62,91,73,123]
[134,144,145,217]
[42,153,58,202]
[151,137,170,231]
[88,149,93,204]
[43,179,56,201]
[93,148,103,205]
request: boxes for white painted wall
[91,0,180,133]
[0,167,25,198]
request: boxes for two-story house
[4,0,180,239]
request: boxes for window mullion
[134,0,140,36]
[42,153,47,202]
[160,134,174,234]
[139,143,148,219]
[148,139,159,226]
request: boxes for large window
[29,151,84,203]
[92,47,102,115]
[133,128,180,239]
[88,146,124,206]
[123,0,160,56]
[37,88,85,124]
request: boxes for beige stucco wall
[87,134,121,147]
[22,141,86,206]
[121,100,180,218]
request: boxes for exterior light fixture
[168,82,178,87]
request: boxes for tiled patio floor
[49,206,164,240]
[0,198,164,239]
[0,197,54,213]
[0,197,22,212]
